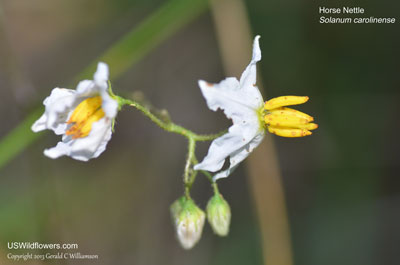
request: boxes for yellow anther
[269,107,314,122]
[68,96,102,125]
[264,113,308,128]
[66,96,105,139]
[262,95,317,137]
[267,126,312,137]
[76,108,105,138]
[294,123,318,131]
[264,96,309,110]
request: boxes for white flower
[32,62,118,161]
[194,36,265,180]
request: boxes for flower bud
[170,196,205,249]
[206,193,231,236]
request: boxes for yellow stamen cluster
[66,96,105,139]
[263,96,318,137]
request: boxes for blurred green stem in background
[0,108,44,169]
[0,0,209,170]
[210,0,294,264]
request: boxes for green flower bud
[170,196,205,249]
[206,193,231,236]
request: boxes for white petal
[239,35,261,88]
[43,118,113,161]
[75,63,116,118]
[101,91,118,118]
[75,80,97,97]
[32,88,76,134]
[195,36,265,179]
[31,113,48,132]
[94,62,109,91]
[94,62,109,83]
[212,132,264,181]
[194,130,244,172]
[44,142,70,159]
[198,79,262,123]
[237,35,264,109]
[194,122,262,173]
[75,62,110,96]
[85,118,113,159]
[43,88,75,106]
[69,118,112,161]
[198,79,262,141]
[211,165,238,181]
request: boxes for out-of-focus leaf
[0,108,43,168]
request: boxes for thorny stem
[117,95,224,196]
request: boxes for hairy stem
[183,138,196,197]
[117,95,224,197]
[117,96,224,141]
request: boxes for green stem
[183,138,196,197]
[117,95,225,197]
[192,155,219,194]
[117,96,224,141]
[187,155,199,188]
[212,182,220,195]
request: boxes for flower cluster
[32,35,317,250]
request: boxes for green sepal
[206,193,231,236]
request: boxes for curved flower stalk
[32,62,118,161]
[194,36,318,181]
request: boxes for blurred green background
[0,0,399,264]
